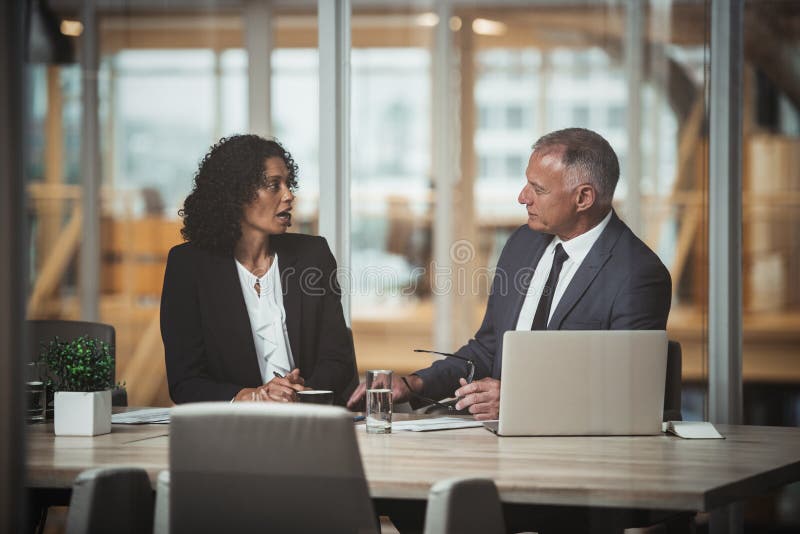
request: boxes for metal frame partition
[708,0,744,531]
[79,0,101,321]
[1,0,28,529]
[318,0,352,321]
[317,0,749,429]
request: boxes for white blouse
[234,254,295,383]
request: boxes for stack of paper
[662,421,724,439]
[391,417,486,432]
[112,408,171,425]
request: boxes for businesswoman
[160,134,357,405]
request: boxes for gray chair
[28,319,127,406]
[662,340,682,422]
[168,403,378,533]
[622,340,690,533]
[152,471,169,534]
[65,467,154,534]
[423,477,506,534]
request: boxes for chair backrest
[27,319,126,405]
[423,477,505,534]
[663,340,683,422]
[152,471,170,534]
[169,403,377,534]
[65,467,154,534]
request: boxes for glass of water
[26,362,46,423]
[366,369,392,434]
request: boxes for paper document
[112,408,171,425]
[662,421,724,439]
[391,417,487,432]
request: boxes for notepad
[391,417,486,432]
[112,408,171,424]
[662,421,724,439]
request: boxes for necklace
[250,268,266,297]
[237,254,272,298]
[249,264,269,298]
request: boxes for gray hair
[531,128,620,206]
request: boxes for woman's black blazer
[160,233,357,405]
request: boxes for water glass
[366,369,392,434]
[26,362,47,423]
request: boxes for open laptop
[484,330,667,436]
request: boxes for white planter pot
[54,390,112,436]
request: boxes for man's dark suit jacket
[160,233,357,405]
[415,210,672,401]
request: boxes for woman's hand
[233,387,270,402]
[264,368,308,402]
[233,369,308,402]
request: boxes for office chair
[167,403,378,533]
[65,467,154,534]
[153,471,169,534]
[663,340,683,422]
[423,477,505,534]
[623,340,691,533]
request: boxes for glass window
[25,7,320,407]
[506,105,524,129]
[742,3,800,427]
[350,26,433,375]
[607,104,625,129]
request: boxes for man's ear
[575,184,596,213]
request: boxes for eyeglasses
[401,376,456,412]
[402,350,476,413]
[413,349,476,384]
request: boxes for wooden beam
[27,204,82,318]
[744,10,800,112]
[645,95,704,249]
[40,67,65,277]
[118,310,166,406]
[669,193,704,288]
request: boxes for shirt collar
[551,210,613,264]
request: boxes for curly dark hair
[179,135,299,254]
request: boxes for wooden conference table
[27,413,800,528]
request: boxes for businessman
[348,127,671,419]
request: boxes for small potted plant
[42,335,114,436]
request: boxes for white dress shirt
[515,210,613,330]
[235,255,295,383]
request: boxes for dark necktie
[531,243,569,330]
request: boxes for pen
[273,371,284,379]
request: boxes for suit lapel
[548,212,624,329]
[273,236,301,368]
[202,251,262,382]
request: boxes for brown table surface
[26,412,800,513]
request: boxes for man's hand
[454,377,500,420]
[346,374,421,411]
[233,368,308,403]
